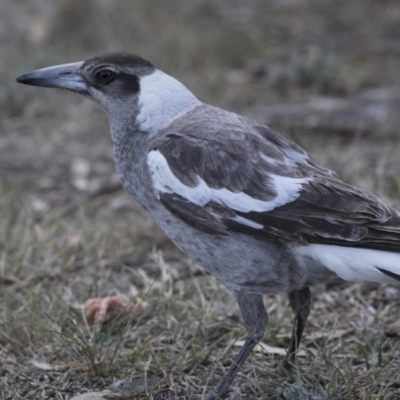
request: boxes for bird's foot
[274,359,328,386]
[166,389,222,400]
[275,358,296,378]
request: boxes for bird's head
[16,52,199,135]
[16,52,155,113]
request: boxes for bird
[16,52,400,399]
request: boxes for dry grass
[1,1,400,399]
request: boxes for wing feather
[148,110,400,252]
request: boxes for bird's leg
[281,287,311,371]
[206,293,268,399]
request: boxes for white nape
[137,70,200,135]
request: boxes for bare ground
[1,1,400,399]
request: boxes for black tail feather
[377,267,400,282]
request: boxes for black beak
[16,61,88,93]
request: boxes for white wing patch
[269,175,309,210]
[259,153,282,166]
[148,149,309,213]
[294,244,400,283]
[232,216,264,229]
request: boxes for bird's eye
[95,69,115,84]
